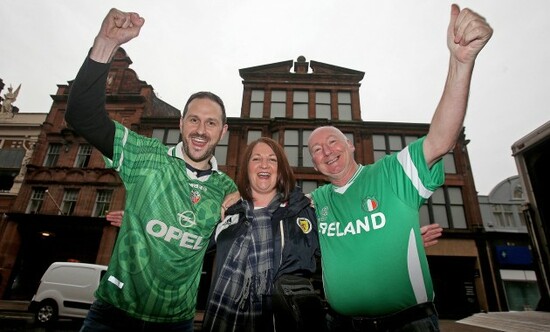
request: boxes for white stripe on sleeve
[397,147,433,199]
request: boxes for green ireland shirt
[96,122,236,322]
[311,136,444,316]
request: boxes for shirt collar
[168,141,221,173]
[333,164,363,194]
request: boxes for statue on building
[1,84,21,114]
[10,139,37,194]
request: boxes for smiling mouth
[191,136,207,146]
[258,172,271,178]
[326,156,339,165]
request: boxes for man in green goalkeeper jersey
[66,8,237,332]
[308,4,493,332]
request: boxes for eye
[207,120,217,127]
[269,158,277,163]
[189,117,198,124]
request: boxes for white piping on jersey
[279,220,285,267]
[107,275,124,289]
[407,228,428,304]
[397,146,433,199]
[115,126,130,172]
[333,165,364,194]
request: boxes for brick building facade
[1,52,502,319]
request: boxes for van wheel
[35,300,58,325]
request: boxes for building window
[60,189,79,216]
[284,129,313,167]
[74,144,93,168]
[338,91,352,120]
[272,131,279,144]
[421,186,467,229]
[298,180,319,195]
[372,134,418,161]
[293,91,309,119]
[493,204,515,228]
[500,270,540,311]
[270,90,286,118]
[0,170,15,192]
[92,189,113,217]
[513,183,524,200]
[26,188,46,214]
[215,131,229,165]
[433,188,450,228]
[373,134,456,173]
[344,132,355,148]
[250,89,265,118]
[247,130,262,144]
[0,147,25,191]
[43,143,62,167]
[442,152,457,174]
[315,91,331,119]
[447,187,467,228]
[302,130,315,167]
[152,128,180,147]
[372,135,388,159]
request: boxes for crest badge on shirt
[296,217,312,234]
[362,197,378,212]
[190,190,201,204]
[318,206,329,222]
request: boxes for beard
[181,133,220,165]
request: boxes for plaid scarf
[204,195,281,332]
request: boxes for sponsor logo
[177,211,197,228]
[296,217,312,234]
[146,219,204,250]
[189,183,207,191]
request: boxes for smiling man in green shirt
[308,4,493,331]
[65,8,237,332]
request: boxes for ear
[347,139,355,152]
[220,124,228,138]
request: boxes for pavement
[0,300,29,312]
[3,300,550,331]
[455,311,550,332]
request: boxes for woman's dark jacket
[210,187,320,282]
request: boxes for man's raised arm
[65,9,145,159]
[424,4,493,167]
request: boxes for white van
[29,262,107,325]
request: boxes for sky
[1,0,549,195]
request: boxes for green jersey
[311,137,444,316]
[96,122,236,322]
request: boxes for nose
[260,158,269,168]
[196,121,206,134]
[322,143,331,155]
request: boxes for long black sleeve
[65,57,115,159]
